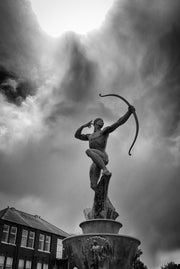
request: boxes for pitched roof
[0,207,69,238]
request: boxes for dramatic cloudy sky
[0,0,180,268]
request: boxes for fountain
[63,94,140,269]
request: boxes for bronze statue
[75,94,136,190]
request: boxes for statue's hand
[128,105,135,114]
[83,120,93,128]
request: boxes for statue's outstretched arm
[102,107,134,135]
[99,93,139,156]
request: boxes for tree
[161,262,180,269]
[134,259,148,269]
[133,249,148,269]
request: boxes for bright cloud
[30,0,114,36]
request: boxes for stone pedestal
[62,174,140,269]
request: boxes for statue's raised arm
[99,93,139,156]
[102,105,135,135]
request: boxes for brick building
[0,207,69,269]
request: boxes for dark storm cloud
[120,149,180,251]
[0,0,48,106]
[141,26,180,139]
[0,66,17,81]
[123,0,180,40]
[0,67,37,105]
[0,0,45,75]
[0,0,53,201]
[118,0,180,140]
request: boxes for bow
[99,93,139,156]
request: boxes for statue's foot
[102,169,112,177]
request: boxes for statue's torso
[89,131,108,151]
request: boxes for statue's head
[94,118,104,128]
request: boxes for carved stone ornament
[82,236,112,268]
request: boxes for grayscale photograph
[0,1,179,269]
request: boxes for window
[38,234,44,251]
[1,225,9,243]
[1,224,17,245]
[56,238,63,259]
[9,226,17,244]
[25,260,32,269]
[5,257,13,269]
[21,229,35,249]
[43,264,48,269]
[18,259,32,269]
[27,232,35,248]
[37,263,41,269]
[38,234,51,252]
[36,262,48,269]
[0,256,13,269]
[44,236,51,252]
[21,230,28,247]
[18,259,24,269]
[0,256,5,269]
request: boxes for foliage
[133,249,148,269]
[134,259,148,269]
[161,262,180,269]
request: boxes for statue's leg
[90,163,101,190]
[86,149,111,176]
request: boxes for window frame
[18,259,32,269]
[38,234,45,251]
[0,256,13,269]
[56,238,63,259]
[44,235,51,252]
[27,231,35,248]
[25,260,32,269]
[5,257,13,269]
[1,224,17,245]
[20,229,35,249]
[36,262,49,269]
[38,234,51,253]
[42,263,48,269]
[18,259,24,269]
[0,255,5,269]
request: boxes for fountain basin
[63,233,140,269]
[79,219,122,234]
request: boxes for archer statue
[75,93,138,191]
